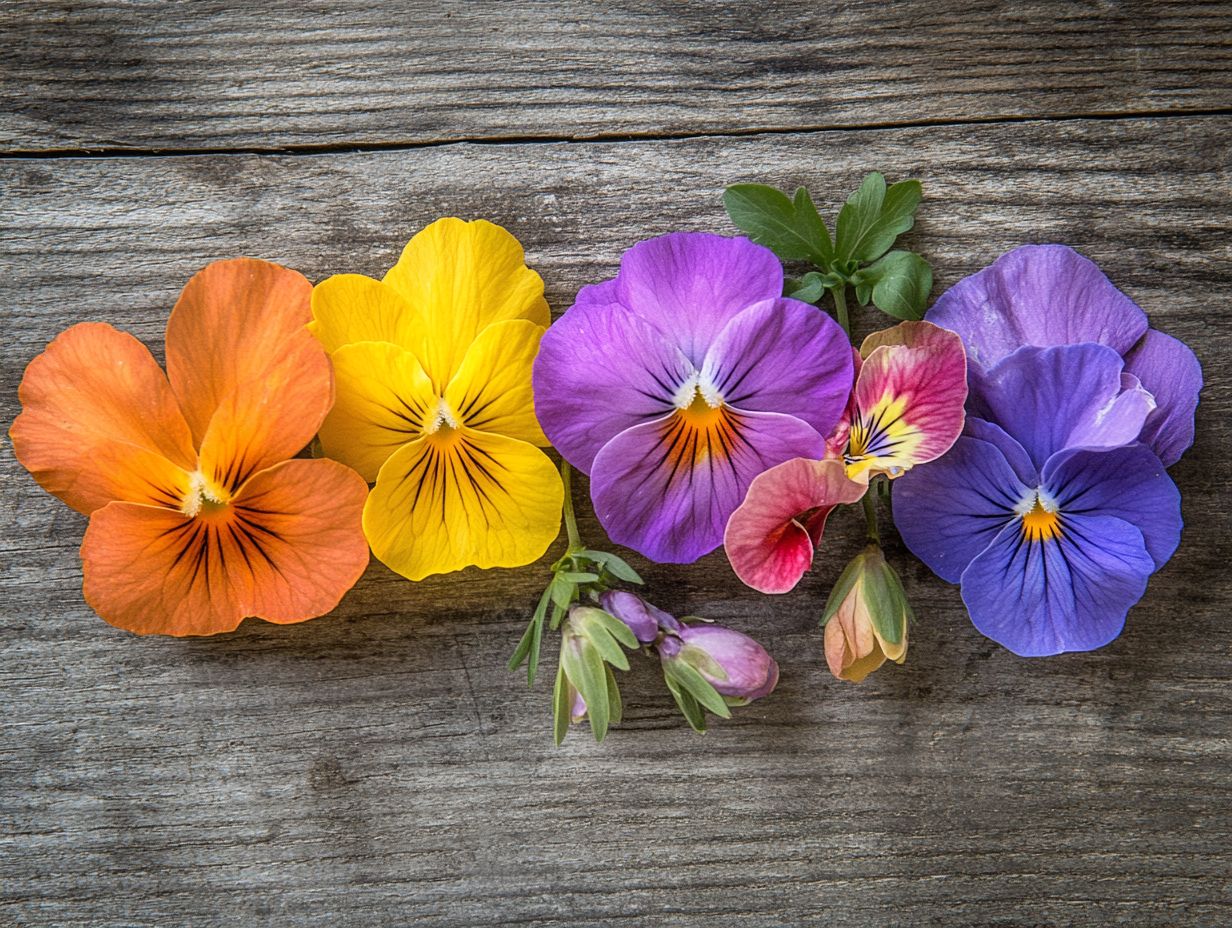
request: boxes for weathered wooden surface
[3,0,1232,152]
[3,3,1231,925]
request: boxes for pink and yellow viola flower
[725,321,967,594]
[10,258,371,636]
[309,218,564,581]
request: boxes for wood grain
[2,115,1230,926]
[2,0,1231,152]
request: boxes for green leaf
[579,549,643,584]
[558,571,600,584]
[665,675,708,733]
[552,661,571,745]
[550,578,576,612]
[605,664,623,726]
[785,271,828,304]
[835,174,923,265]
[852,250,932,320]
[508,585,553,683]
[664,659,732,719]
[792,186,834,263]
[723,183,831,266]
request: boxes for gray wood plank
[2,0,1231,152]
[2,116,1230,926]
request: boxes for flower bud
[821,546,910,682]
[569,685,588,723]
[662,622,779,703]
[599,590,677,643]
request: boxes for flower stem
[862,489,880,546]
[830,285,851,339]
[561,461,583,552]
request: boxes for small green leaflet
[835,173,923,265]
[851,250,933,320]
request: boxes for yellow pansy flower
[310,218,564,580]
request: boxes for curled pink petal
[724,458,867,594]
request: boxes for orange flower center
[181,470,232,519]
[1020,497,1061,543]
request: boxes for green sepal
[851,250,933,320]
[605,664,623,726]
[679,643,728,683]
[723,183,832,266]
[664,657,732,720]
[552,660,571,745]
[665,675,708,733]
[835,173,923,265]
[572,608,632,672]
[820,550,867,626]
[585,607,640,651]
[560,628,610,742]
[866,557,910,646]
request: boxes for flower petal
[611,232,783,365]
[859,319,960,356]
[165,258,314,445]
[309,273,428,357]
[725,458,866,594]
[317,341,437,482]
[963,417,1037,485]
[894,434,1028,583]
[972,344,1146,469]
[590,408,825,564]
[382,218,550,385]
[196,333,334,495]
[959,513,1154,656]
[80,459,369,636]
[927,244,1148,369]
[847,325,967,478]
[701,297,853,439]
[445,319,547,445]
[1043,444,1182,570]
[10,323,195,514]
[363,428,563,580]
[1122,329,1203,467]
[533,297,691,472]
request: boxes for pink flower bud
[666,623,779,702]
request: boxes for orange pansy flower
[10,258,370,636]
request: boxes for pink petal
[724,458,866,593]
[847,322,967,478]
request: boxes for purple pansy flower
[895,344,1183,655]
[533,232,853,563]
[928,244,1202,465]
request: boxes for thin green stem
[830,285,851,338]
[862,490,880,546]
[561,461,583,551]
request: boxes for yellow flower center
[846,393,922,480]
[180,470,232,518]
[1021,497,1062,543]
[679,389,725,427]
